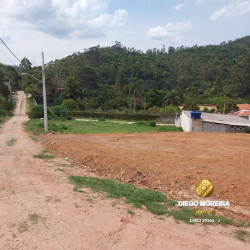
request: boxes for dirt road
[0,91,249,249]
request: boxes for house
[231,103,250,120]
[176,110,250,133]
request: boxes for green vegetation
[33,150,55,160]
[25,119,182,135]
[235,230,250,242]
[127,210,135,215]
[69,176,237,225]
[17,36,250,114]
[6,138,16,146]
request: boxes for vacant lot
[41,131,250,219]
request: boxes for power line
[0,46,16,65]
[0,37,21,64]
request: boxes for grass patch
[55,168,65,172]
[6,138,16,146]
[33,150,55,160]
[0,116,10,125]
[235,230,250,242]
[29,135,39,142]
[18,221,29,233]
[45,196,61,203]
[69,176,239,226]
[127,210,135,215]
[25,119,182,135]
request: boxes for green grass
[127,210,135,215]
[29,135,39,142]
[69,176,237,226]
[33,150,55,160]
[6,138,16,146]
[235,230,250,242]
[0,116,11,125]
[25,119,182,135]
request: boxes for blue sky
[0,0,249,66]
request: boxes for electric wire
[0,45,16,65]
[0,37,21,64]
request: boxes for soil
[41,129,250,220]
[0,91,249,249]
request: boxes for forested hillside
[4,36,250,112]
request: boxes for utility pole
[42,52,48,132]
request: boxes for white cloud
[210,0,250,21]
[174,0,190,10]
[195,0,212,4]
[0,0,128,39]
[147,21,193,41]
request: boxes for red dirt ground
[41,131,250,220]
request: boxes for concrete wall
[192,119,203,132]
[203,122,229,132]
[180,112,192,132]
[157,114,178,123]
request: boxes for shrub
[71,111,159,121]
[148,121,156,127]
[246,127,250,134]
[52,105,69,118]
[62,99,79,110]
[136,121,147,126]
[28,105,44,119]
[161,105,181,114]
[52,97,63,106]
[48,123,68,132]
[98,118,106,122]
[158,126,183,132]
[136,121,156,127]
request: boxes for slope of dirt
[0,91,249,249]
[41,128,250,220]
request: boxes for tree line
[1,36,250,114]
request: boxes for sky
[0,0,249,66]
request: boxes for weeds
[6,138,16,146]
[34,150,55,160]
[235,230,249,242]
[69,176,240,226]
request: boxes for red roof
[237,104,250,111]
[232,110,250,116]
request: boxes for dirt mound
[41,132,250,219]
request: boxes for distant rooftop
[183,110,250,127]
[237,104,250,111]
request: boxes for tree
[145,89,163,109]
[19,57,32,71]
[129,80,143,112]
[183,101,200,111]
[65,76,79,98]
[163,90,181,106]
[224,99,239,114]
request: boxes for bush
[62,99,79,110]
[71,111,159,121]
[148,121,156,127]
[246,127,250,134]
[161,105,181,114]
[52,105,69,118]
[48,123,68,132]
[136,121,156,127]
[52,97,63,106]
[98,118,106,122]
[28,105,44,119]
[158,126,183,132]
[136,121,147,126]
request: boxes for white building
[176,110,250,133]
